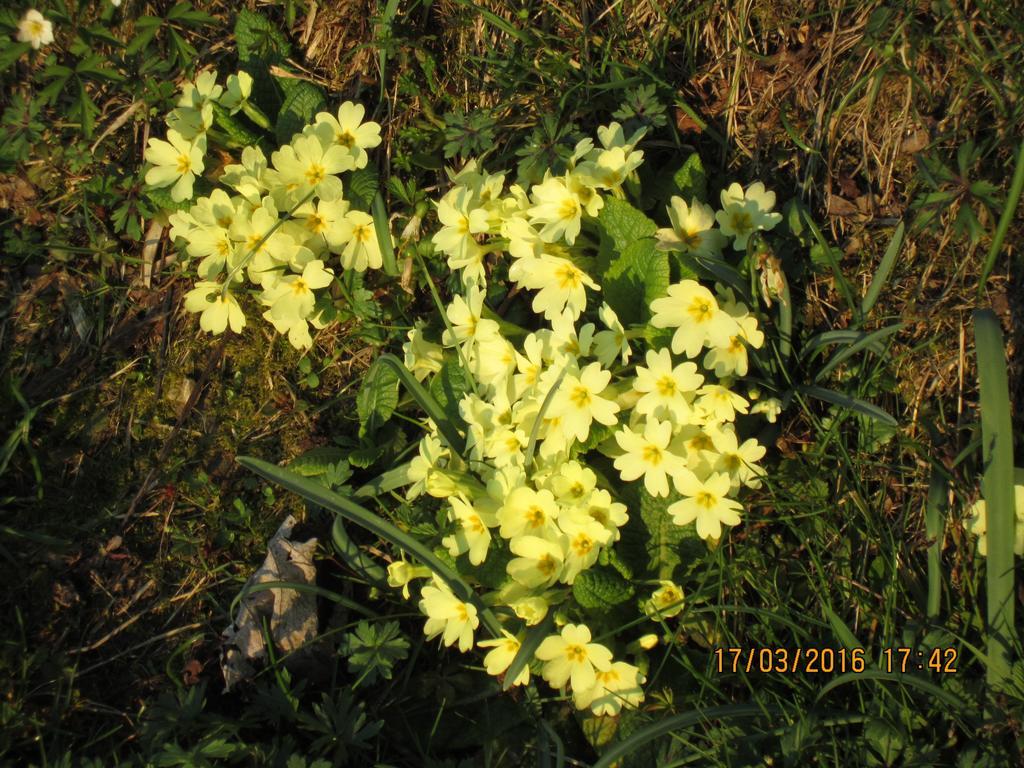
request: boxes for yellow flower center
[730,211,753,233]
[216,238,231,257]
[336,130,356,148]
[456,215,470,235]
[656,375,677,397]
[642,444,663,466]
[658,588,681,607]
[689,433,713,452]
[569,385,592,408]
[555,263,583,290]
[682,229,703,249]
[569,482,585,498]
[728,335,745,353]
[558,197,581,220]
[571,533,593,557]
[538,554,558,576]
[723,454,741,472]
[525,505,546,528]
[565,644,587,663]
[245,234,265,253]
[687,298,713,323]
[466,514,485,534]
[307,213,327,233]
[176,154,192,174]
[455,603,469,622]
[305,163,326,185]
[291,279,310,295]
[696,491,717,509]
[29,21,44,36]
[588,507,608,526]
[352,224,372,242]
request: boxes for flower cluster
[143,71,385,348]
[390,123,782,715]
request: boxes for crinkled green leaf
[275,80,326,145]
[289,446,347,476]
[602,238,669,326]
[213,103,266,148]
[598,196,659,264]
[357,358,400,438]
[573,566,634,610]
[347,167,380,213]
[235,9,290,64]
[429,356,471,429]
[144,185,191,213]
[671,152,707,203]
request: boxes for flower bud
[386,561,432,599]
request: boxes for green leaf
[861,220,904,316]
[288,446,346,476]
[798,385,897,427]
[572,566,634,610]
[213,103,266,148]
[596,197,657,272]
[346,441,387,468]
[347,167,380,213]
[235,9,290,64]
[275,80,326,145]
[974,309,1015,700]
[378,354,467,458]
[670,152,707,202]
[339,620,410,686]
[356,358,400,438]
[144,185,191,213]
[0,41,32,70]
[331,516,388,587]
[429,355,471,430]
[592,705,776,768]
[502,611,554,692]
[602,239,669,326]
[634,486,700,579]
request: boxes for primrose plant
[378,122,785,717]
[143,69,385,349]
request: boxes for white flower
[17,10,54,50]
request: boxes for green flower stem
[241,100,273,132]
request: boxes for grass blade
[861,220,904,316]
[503,611,554,692]
[331,516,388,588]
[800,207,859,320]
[813,323,903,382]
[801,330,888,359]
[237,456,502,637]
[925,465,947,619]
[591,704,776,768]
[377,353,467,458]
[372,190,398,276]
[816,670,967,711]
[798,385,897,427]
[972,309,1015,697]
[824,607,860,652]
[978,141,1024,297]
[354,461,413,498]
